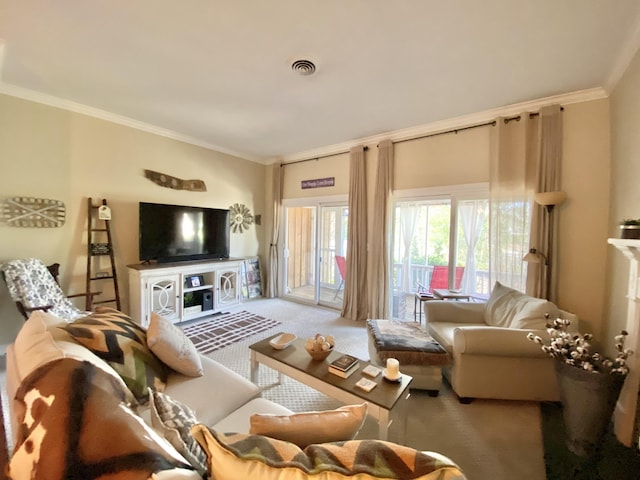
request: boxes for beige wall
[559,98,611,338]
[608,47,640,355]
[281,153,350,199]
[278,101,611,338]
[0,89,616,350]
[0,94,266,347]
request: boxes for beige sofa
[426,282,578,402]
[4,308,467,480]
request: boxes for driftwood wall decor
[1,197,66,227]
[144,169,207,192]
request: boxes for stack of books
[328,354,359,378]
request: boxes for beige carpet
[209,298,546,480]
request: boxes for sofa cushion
[428,321,484,352]
[60,306,168,402]
[8,357,198,480]
[147,312,203,377]
[249,403,368,448]
[484,282,559,329]
[149,390,208,477]
[191,426,465,480]
[164,355,261,426]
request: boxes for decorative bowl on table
[305,333,335,361]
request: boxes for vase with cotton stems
[527,317,633,457]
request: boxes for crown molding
[0,81,266,164]
[273,87,609,164]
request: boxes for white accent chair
[426,282,578,403]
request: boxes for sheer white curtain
[399,203,420,293]
[341,146,368,321]
[489,116,536,292]
[267,164,283,298]
[459,200,487,295]
[368,140,394,319]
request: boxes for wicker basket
[306,346,333,361]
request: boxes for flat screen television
[139,202,230,263]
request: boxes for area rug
[182,310,280,354]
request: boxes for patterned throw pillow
[191,426,466,480]
[249,403,367,448]
[8,358,197,480]
[149,389,208,477]
[60,306,168,401]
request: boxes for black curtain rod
[503,106,564,124]
[281,146,369,167]
[390,120,496,146]
[283,105,564,163]
[389,106,565,146]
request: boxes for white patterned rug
[182,310,281,354]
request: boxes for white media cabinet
[127,258,243,327]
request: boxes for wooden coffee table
[249,334,413,442]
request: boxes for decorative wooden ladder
[86,197,121,310]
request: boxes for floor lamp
[524,191,567,300]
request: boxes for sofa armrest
[453,326,550,357]
[424,300,486,324]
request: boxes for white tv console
[127,258,243,327]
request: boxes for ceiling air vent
[291,59,316,76]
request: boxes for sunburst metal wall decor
[229,203,254,233]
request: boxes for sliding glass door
[283,200,348,309]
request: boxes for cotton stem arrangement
[527,317,633,375]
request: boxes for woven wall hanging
[1,197,66,227]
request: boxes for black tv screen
[139,202,230,263]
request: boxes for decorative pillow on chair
[147,312,203,377]
[60,306,168,401]
[249,403,367,448]
[191,426,465,480]
[484,282,560,330]
[149,389,208,477]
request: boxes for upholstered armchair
[1,258,97,320]
[425,282,578,403]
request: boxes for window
[391,185,489,319]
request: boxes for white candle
[386,358,400,378]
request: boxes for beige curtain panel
[530,104,563,302]
[368,139,394,319]
[267,164,283,298]
[341,145,368,321]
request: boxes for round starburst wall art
[229,203,254,233]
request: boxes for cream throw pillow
[147,312,204,377]
[484,282,560,330]
[249,403,367,448]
